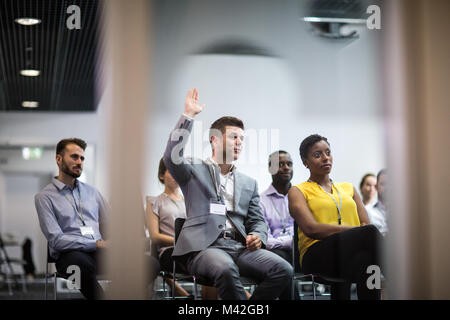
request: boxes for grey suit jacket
[164,114,268,258]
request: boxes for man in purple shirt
[260,150,299,299]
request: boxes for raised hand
[184,88,205,118]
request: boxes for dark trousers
[186,237,293,300]
[302,224,383,300]
[56,250,103,300]
[269,247,301,300]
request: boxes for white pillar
[383,0,450,299]
[101,0,153,299]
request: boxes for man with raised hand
[163,88,293,300]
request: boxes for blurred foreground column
[383,0,450,299]
[101,0,152,299]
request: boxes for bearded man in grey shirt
[35,138,109,299]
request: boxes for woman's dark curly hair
[299,134,330,161]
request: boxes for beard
[61,159,82,178]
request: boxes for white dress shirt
[366,201,388,235]
[207,157,236,232]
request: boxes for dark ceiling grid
[0,0,101,112]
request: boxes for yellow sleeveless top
[295,181,361,266]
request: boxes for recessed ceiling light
[22,101,39,108]
[20,69,40,77]
[15,18,41,26]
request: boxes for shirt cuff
[86,239,98,251]
[182,113,194,121]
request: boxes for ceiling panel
[0,0,102,112]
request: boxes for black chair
[171,218,257,300]
[291,222,347,300]
[0,235,28,295]
[44,246,64,300]
[44,245,112,300]
[166,218,209,299]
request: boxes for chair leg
[312,275,316,300]
[291,276,295,300]
[6,273,13,296]
[53,273,57,300]
[162,274,167,298]
[298,280,303,298]
[20,274,27,293]
[45,263,48,300]
[193,275,198,300]
[172,262,176,300]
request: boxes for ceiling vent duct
[301,0,373,41]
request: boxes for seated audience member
[146,158,217,299]
[163,88,293,300]
[359,173,377,207]
[288,134,383,300]
[260,151,299,299]
[366,169,388,236]
[35,138,108,300]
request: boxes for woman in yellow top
[288,134,383,300]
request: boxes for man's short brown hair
[209,116,244,143]
[56,138,87,155]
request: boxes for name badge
[210,201,226,215]
[80,226,94,236]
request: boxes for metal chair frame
[170,218,257,300]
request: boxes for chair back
[174,218,186,244]
[47,245,57,264]
[292,222,302,273]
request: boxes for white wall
[144,0,385,198]
[0,0,386,202]
[0,112,99,147]
[0,172,51,274]
[0,0,386,274]
[0,113,100,274]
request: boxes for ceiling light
[20,69,40,77]
[22,101,39,108]
[15,18,41,26]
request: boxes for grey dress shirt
[35,177,108,259]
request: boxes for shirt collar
[374,201,386,211]
[206,157,236,174]
[264,184,289,198]
[52,177,79,191]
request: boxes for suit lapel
[233,170,242,210]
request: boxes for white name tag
[210,202,226,215]
[80,226,94,236]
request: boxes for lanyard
[308,179,342,225]
[269,196,289,234]
[207,160,234,203]
[63,185,86,226]
[207,164,222,202]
